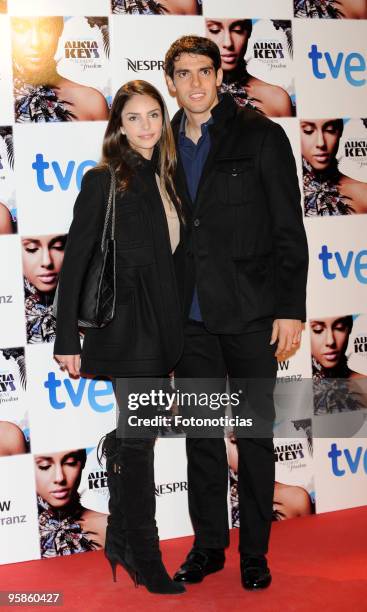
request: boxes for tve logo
[44,372,114,413]
[319,245,367,284]
[32,154,96,192]
[328,442,367,476]
[308,44,366,87]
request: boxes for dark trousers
[175,321,277,556]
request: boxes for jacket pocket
[235,254,275,319]
[215,156,255,206]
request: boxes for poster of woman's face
[310,314,367,414]
[111,0,202,15]
[0,127,16,234]
[294,0,367,19]
[205,17,295,117]
[226,435,314,526]
[35,449,107,558]
[0,347,28,457]
[22,234,67,344]
[310,315,353,377]
[11,16,110,123]
[301,118,367,216]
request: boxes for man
[205,18,293,116]
[11,17,109,122]
[164,36,308,590]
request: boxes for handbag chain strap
[101,165,116,251]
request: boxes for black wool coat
[172,93,309,334]
[54,158,184,377]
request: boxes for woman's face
[121,94,163,159]
[310,316,351,369]
[205,18,250,73]
[300,119,342,171]
[22,234,66,293]
[11,17,63,79]
[35,450,84,509]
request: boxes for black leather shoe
[173,548,225,583]
[240,556,272,590]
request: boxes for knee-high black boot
[101,431,185,594]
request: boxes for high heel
[130,557,186,594]
[107,557,117,583]
[102,434,185,595]
[105,535,185,594]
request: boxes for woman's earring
[121,128,126,136]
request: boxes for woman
[34,449,106,558]
[294,0,367,19]
[226,434,313,524]
[205,17,293,117]
[22,234,66,343]
[0,202,13,234]
[310,315,353,379]
[53,81,185,594]
[12,17,109,122]
[309,315,364,414]
[301,118,367,216]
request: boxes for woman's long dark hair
[99,80,182,217]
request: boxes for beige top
[155,174,180,253]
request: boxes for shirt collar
[179,112,214,138]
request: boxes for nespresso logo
[125,58,164,72]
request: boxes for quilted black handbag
[54,166,116,328]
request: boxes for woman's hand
[54,354,81,377]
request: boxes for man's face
[205,19,250,73]
[166,53,223,116]
[11,17,63,78]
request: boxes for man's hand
[270,319,303,358]
[54,354,81,377]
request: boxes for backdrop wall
[0,0,366,565]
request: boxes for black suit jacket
[172,94,309,334]
[54,160,183,377]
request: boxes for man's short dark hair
[164,35,221,80]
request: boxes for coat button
[193,218,200,227]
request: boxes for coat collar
[172,94,237,211]
[171,93,237,137]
